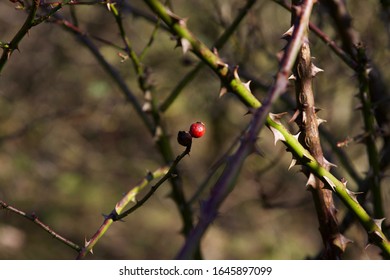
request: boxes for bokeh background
[0,0,389,259]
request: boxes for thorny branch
[0,200,81,252]
[289,0,344,258]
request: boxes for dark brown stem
[322,0,389,224]
[0,0,39,73]
[291,0,343,259]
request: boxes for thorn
[374,218,386,229]
[317,117,327,126]
[323,175,336,191]
[144,90,152,102]
[323,157,337,168]
[83,238,94,253]
[292,131,301,141]
[311,63,324,77]
[281,26,294,40]
[178,18,189,26]
[288,157,297,170]
[244,80,252,92]
[233,65,240,81]
[345,188,362,203]
[153,125,163,141]
[288,74,296,80]
[306,173,316,189]
[180,38,191,54]
[219,86,228,98]
[216,61,228,69]
[269,112,288,124]
[142,102,152,113]
[269,125,286,145]
[102,213,110,219]
[289,109,300,123]
[333,234,353,252]
[166,9,184,23]
[302,152,313,163]
[212,47,219,56]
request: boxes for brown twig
[0,0,40,74]
[0,200,82,252]
[289,0,344,258]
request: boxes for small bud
[177,131,192,147]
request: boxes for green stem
[356,46,383,219]
[76,165,171,259]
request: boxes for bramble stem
[76,146,190,259]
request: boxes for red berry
[189,122,206,138]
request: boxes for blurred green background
[0,0,389,259]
